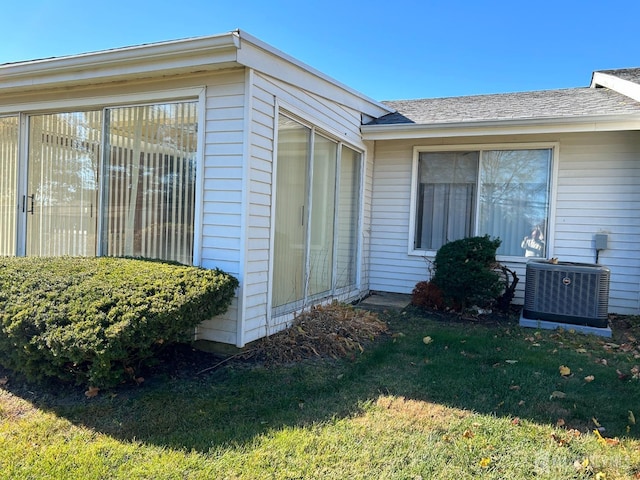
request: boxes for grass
[1,307,640,479]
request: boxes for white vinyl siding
[195,71,246,345]
[370,131,640,314]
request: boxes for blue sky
[2,0,638,101]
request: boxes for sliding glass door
[26,112,101,256]
[272,113,361,313]
[1,100,198,264]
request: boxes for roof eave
[235,30,393,119]
[0,33,242,93]
[361,115,640,140]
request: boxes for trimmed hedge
[432,235,502,310]
[0,257,238,388]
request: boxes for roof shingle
[369,87,640,126]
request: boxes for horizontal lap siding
[370,132,640,314]
[241,76,275,346]
[196,71,246,344]
[242,72,368,345]
[554,131,640,314]
[370,140,425,293]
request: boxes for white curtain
[478,149,551,256]
[0,116,18,256]
[415,151,478,250]
[102,102,197,265]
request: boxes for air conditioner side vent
[523,260,610,328]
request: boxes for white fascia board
[0,33,241,92]
[361,115,640,140]
[591,72,640,102]
[235,30,392,119]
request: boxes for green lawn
[1,308,640,479]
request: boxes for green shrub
[0,257,238,388]
[432,236,502,310]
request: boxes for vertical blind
[1,101,197,264]
[0,116,18,256]
[272,118,310,308]
[272,114,362,312]
[336,145,360,289]
[27,112,101,256]
[309,133,337,297]
[103,102,198,265]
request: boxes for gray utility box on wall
[523,260,611,328]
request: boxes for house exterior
[364,72,640,314]
[0,30,638,347]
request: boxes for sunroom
[0,31,392,347]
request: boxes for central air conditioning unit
[523,260,610,328]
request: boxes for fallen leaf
[422,336,433,345]
[551,433,568,446]
[592,417,602,428]
[629,410,636,425]
[550,391,566,399]
[511,417,520,425]
[559,365,571,376]
[584,375,595,383]
[509,385,520,391]
[616,369,629,380]
[505,360,518,364]
[518,400,526,406]
[556,418,566,427]
[0,376,8,386]
[462,429,474,439]
[576,348,587,354]
[135,377,144,385]
[84,386,100,398]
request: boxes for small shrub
[432,236,502,310]
[411,281,445,310]
[0,257,239,388]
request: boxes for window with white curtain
[414,147,551,257]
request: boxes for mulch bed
[239,303,388,366]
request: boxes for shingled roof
[368,87,640,126]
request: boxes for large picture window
[414,146,552,258]
[0,100,198,265]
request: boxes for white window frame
[408,142,558,262]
